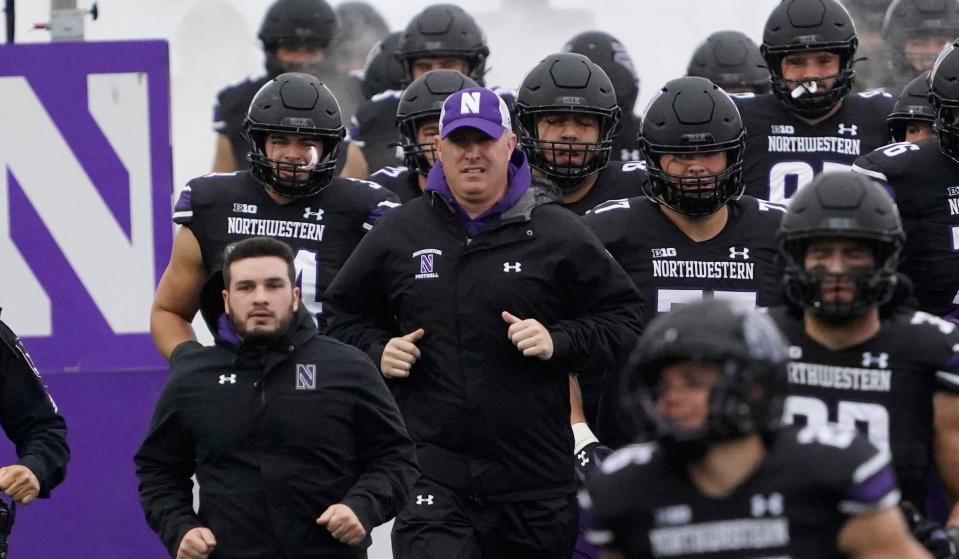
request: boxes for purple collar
[425,150,532,237]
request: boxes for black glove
[574,442,613,485]
[901,501,959,559]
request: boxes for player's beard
[230,302,297,346]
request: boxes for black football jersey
[733,91,894,203]
[583,196,786,317]
[612,113,643,163]
[213,75,350,174]
[367,165,423,203]
[585,425,899,559]
[172,171,399,329]
[770,306,959,508]
[562,160,647,216]
[853,139,959,316]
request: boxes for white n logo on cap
[460,92,482,114]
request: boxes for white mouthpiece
[790,80,818,99]
[302,146,319,171]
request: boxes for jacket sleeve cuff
[341,495,374,537]
[549,328,573,364]
[16,456,50,498]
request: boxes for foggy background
[12,0,780,194]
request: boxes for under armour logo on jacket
[837,123,858,136]
[416,494,434,505]
[861,352,889,369]
[577,450,589,468]
[503,262,522,273]
[303,207,324,221]
[219,374,236,385]
[729,247,750,260]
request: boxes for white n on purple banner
[0,41,173,372]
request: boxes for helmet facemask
[764,43,858,119]
[781,237,902,321]
[397,113,440,177]
[641,136,746,217]
[626,355,783,463]
[246,127,343,199]
[517,108,620,194]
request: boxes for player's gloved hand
[901,501,959,559]
[574,442,613,485]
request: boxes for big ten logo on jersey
[0,41,172,372]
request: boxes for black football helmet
[562,31,640,114]
[779,171,904,319]
[396,69,479,176]
[515,53,621,193]
[244,72,346,199]
[761,0,859,118]
[259,0,338,78]
[396,4,489,85]
[639,76,746,217]
[930,40,959,163]
[360,31,406,99]
[882,0,959,70]
[622,299,788,460]
[687,31,770,94]
[887,70,935,141]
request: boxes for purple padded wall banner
[0,41,173,558]
[0,40,173,374]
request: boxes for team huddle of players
[149,0,959,557]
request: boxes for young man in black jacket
[326,86,644,558]
[135,238,417,559]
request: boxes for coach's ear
[222,289,230,316]
[292,287,300,312]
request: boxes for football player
[515,52,645,215]
[367,69,479,202]
[584,76,785,320]
[151,73,399,359]
[882,0,959,88]
[887,71,936,143]
[686,30,769,94]
[211,0,359,174]
[842,0,896,90]
[563,31,644,162]
[585,299,931,559]
[852,40,959,318]
[340,4,497,179]
[770,170,959,544]
[733,0,894,203]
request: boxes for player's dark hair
[223,237,296,288]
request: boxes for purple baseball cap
[439,86,512,139]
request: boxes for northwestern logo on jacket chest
[413,248,442,279]
[296,363,317,390]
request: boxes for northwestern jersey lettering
[769,306,959,508]
[172,171,399,330]
[733,91,894,203]
[584,425,899,558]
[583,196,786,317]
[853,139,959,317]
